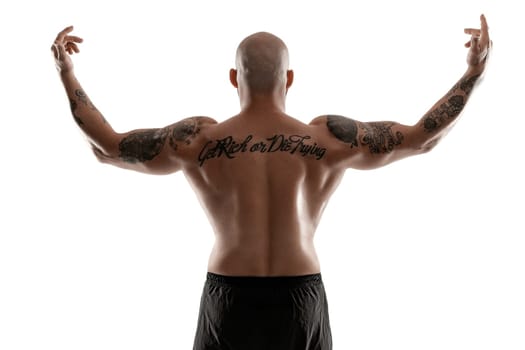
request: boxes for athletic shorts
[193,272,332,350]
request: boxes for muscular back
[175,112,350,276]
[55,20,489,277]
[90,94,470,276]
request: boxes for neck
[239,91,287,113]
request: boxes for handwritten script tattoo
[326,115,359,147]
[423,74,480,133]
[119,128,169,163]
[198,134,327,166]
[326,115,404,154]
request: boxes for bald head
[234,32,290,93]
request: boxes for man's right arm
[311,14,491,170]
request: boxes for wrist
[465,63,485,76]
[59,69,76,80]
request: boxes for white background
[1,0,524,349]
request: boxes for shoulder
[172,116,218,128]
[309,115,327,126]
[309,115,360,141]
[306,115,368,162]
[194,116,219,126]
[309,114,357,129]
[168,116,217,136]
[163,116,217,150]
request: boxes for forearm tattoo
[118,118,201,163]
[423,74,480,133]
[69,98,84,126]
[75,89,97,111]
[70,89,108,124]
[326,115,403,154]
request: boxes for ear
[286,69,294,90]
[229,68,238,88]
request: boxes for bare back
[177,112,348,276]
[55,21,490,278]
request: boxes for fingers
[470,35,480,51]
[64,35,83,54]
[464,28,480,36]
[55,25,74,42]
[463,14,491,49]
[480,14,489,36]
[54,26,84,45]
[53,26,84,55]
[65,42,80,54]
[479,14,490,47]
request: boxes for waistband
[206,272,323,288]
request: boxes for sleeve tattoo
[422,74,480,133]
[118,118,201,163]
[70,89,108,125]
[326,74,480,154]
[118,128,170,163]
[326,115,403,154]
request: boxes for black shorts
[193,272,332,350]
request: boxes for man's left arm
[52,26,121,161]
[52,26,209,175]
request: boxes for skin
[52,15,491,276]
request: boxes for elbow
[90,143,115,164]
[417,137,441,154]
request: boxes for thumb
[51,41,67,60]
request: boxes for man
[52,14,491,350]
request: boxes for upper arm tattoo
[360,122,404,154]
[326,115,403,154]
[423,74,481,133]
[118,118,201,164]
[327,115,359,147]
[119,128,169,163]
[168,118,201,151]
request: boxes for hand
[51,26,83,74]
[464,14,491,69]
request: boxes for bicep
[96,116,217,174]
[119,127,181,174]
[95,118,202,175]
[315,115,424,170]
[91,127,179,175]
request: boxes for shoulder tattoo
[326,115,359,147]
[168,117,201,151]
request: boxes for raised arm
[51,26,214,174]
[312,14,491,170]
